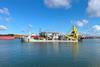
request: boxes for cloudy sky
[0,0,100,35]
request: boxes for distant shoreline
[0,34,24,39]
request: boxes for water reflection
[2,40,100,67]
[47,42,79,59]
[48,42,60,55]
[48,42,79,58]
[71,42,79,59]
[32,42,61,56]
[20,42,79,59]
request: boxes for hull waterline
[21,38,78,43]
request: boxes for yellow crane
[71,25,78,39]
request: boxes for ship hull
[21,38,78,43]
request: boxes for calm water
[0,39,100,67]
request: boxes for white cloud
[92,25,100,35]
[0,17,14,22]
[22,29,27,32]
[92,25,100,31]
[5,17,14,22]
[44,0,71,9]
[87,0,100,17]
[0,7,10,16]
[0,25,8,30]
[28,24,33,28]
[0,7,14,22]
[76,20,88,27]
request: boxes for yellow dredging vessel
[21,25,78,42]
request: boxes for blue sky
[0,0,100,35]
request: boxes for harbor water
[0,39,100,67]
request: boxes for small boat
[21,25,78,43]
